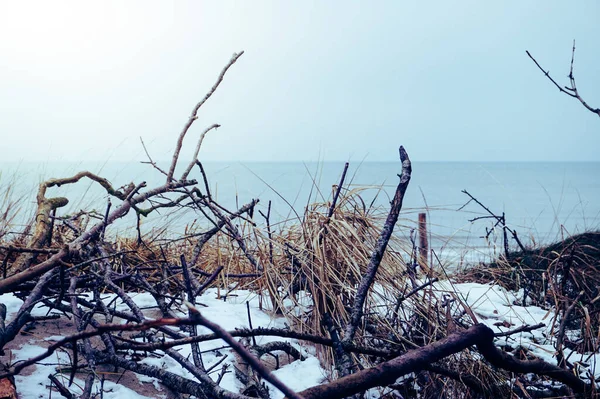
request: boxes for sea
[1,161,599,266]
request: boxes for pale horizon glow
[0,1,598,163]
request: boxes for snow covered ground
[436,281,600,382]
[1,282,598,398]
[0,288,327,399]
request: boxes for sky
[0,1,598,162]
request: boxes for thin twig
[327,162,349,219]
[526,42,600,118]
[181,124,221,180]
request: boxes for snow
[265,357,326,399]
[43,335,66,342]
[1,282,598,397]
[438,281,600,382]
[134,372,163,393]
[12,343,150,399]
[0,288,326,398]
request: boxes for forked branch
[168,52,244,182]
[526,41,600,118]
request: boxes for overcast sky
[0,1,598,162]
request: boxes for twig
[0,245,60,254]
[196,161,212,201]
[101,198,111,240]
[180,254,204,370]
[246,301,257,347]
[199,196,263,272]
[48,374,75,399]
[494,323,545,337]
[1,317,199,378]
[556,291,584,369]
[526,42,600,118]
[189,199,258,269]
[194,266,223,297]
[140,137,169,176]
[461,190,526,253]
[95,350,246,399]
[327,162,349,219]
[258,200,273,265]
[181,124,221,180]
[391,278,438,325]
[116,327,390,358]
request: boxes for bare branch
[0,245,59,254]
[526,42,600,118]
[187,305,304,399]
[298,324,491,399]
[343,146,412,345]
[0,179,197,294]
[181,123,221,180]
[167,52,244,182]
[493,322,545,338]
[296,323,594,399]
[140,137,169,176]
[327,162,349,219]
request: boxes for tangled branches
[0,52,598,399]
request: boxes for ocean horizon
[1,160,599,265]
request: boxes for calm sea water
[1,161,599,264]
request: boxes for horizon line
[2,159,599,164]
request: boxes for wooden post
[418,213,428,270]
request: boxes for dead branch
[461,189,526,254]
[197,194,263,272]
[115,326,390,358]
[181,123,221,180]
[0,179,196,294]
[343,146,412,348]
[297,324,491,399]
[494,322,545,338]
[556,290,584,369]
[0,268,58,350]
[327,162,349,219]
[167,52,244,182]
[187,304,304,399]
[1,317,199,378]
[295,323,594,399]
[0,246,59,254]
[3,48,596,399]
[526,41,600,118]
[48,374,75,399]
[476,329,593,395]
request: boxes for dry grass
[0,173,26,242]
